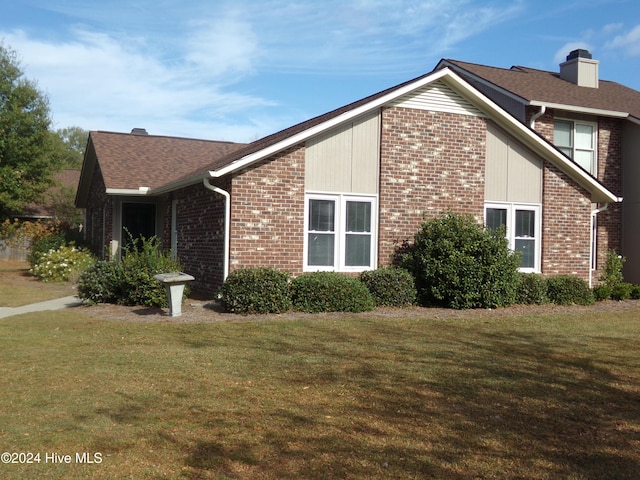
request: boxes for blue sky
[2,0,639,143]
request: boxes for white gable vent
[391,80,485,117]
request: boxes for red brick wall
[85,164,112,259]
[378,106,487,264]
[541,162,593,280]
[229,145,306,275]
[527,107,623,279]
[160,181,228,295]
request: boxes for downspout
[529,105,546,129]
[203,178,230,282]
[589,203,609,287]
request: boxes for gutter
[529,105,546,129]
[203,178,231,282]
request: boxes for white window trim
[485,202,541,273]
[554,117,598,176]
[304,192,378,273]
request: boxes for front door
[122,202,156,250]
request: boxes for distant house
[21,169,81,222]
[76,57,627,295]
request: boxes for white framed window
[304,193,377,272]
[553,119,597,176]
[485,203,541,273]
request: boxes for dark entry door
[122,203,156,249]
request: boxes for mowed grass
[0,262,76,307]
[1,307,640,479]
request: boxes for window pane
[515,239,535,268]
[554,120,572,148]
[575,124,593,149]
[486,208,507,231]
[345,234,371,267]
[574,150,594,174]
[308,233,334,266]
[515,210,535,238]
[559,146,573,158]
[346,201,371,233]
[309,200,334,232]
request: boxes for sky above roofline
[2,0,639,143]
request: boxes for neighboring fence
[0,238,31,262]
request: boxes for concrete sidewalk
[0,296,82,319]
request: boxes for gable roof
[75,131,246,205]
[187,67,618,203]
[437,59,640,121]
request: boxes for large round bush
[399,212,521,309]
[220,267,292,314]
[291,272,375,313]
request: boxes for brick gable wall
[229,146,306,276]
[85,165,112,259]
[527,107,623,279]
[378,107,487,264]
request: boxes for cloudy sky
[2,0,639,142]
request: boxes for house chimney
[131,128,149,135]
[559,49,599,88]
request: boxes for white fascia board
[106,187,150,195]
[528,100,629,119]
[209,68,454,178]
[439,74,620,204]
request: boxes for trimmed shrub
[515,273,548,305]
[611,282,633,301]
[359,267,416,307]
[220,267,292,314]
[30,243,95,282]
[592,284,612,302]
[78,261,124,304]
[630,285,640,300]
[399,212,520,309]
[291,272,375,313]
[546,275,594,305]
[77,235,186,308]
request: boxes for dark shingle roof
[89,131,246,190]
[443,59,640,119]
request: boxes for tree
[54,126,89,169]
[0,42,63,218]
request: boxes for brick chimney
[559,49,599,88]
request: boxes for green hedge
[515,273,548,305]
[359,267,416,307]
[291,272,375,313]
[546,275,594,306]
[220,267,292,314]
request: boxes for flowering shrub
[30,244,96,282]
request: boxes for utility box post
[153,273,195,317]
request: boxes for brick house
[437,49,640,283]
[76,64,622,295]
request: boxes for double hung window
[554,119,597,175]
[305,194,376,271]
[485,203,540,272]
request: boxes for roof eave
[437,74,620,204]
[209,68,455,178]
[528,100,629,118]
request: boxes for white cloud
[605,24,640,56]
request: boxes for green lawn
[1,307,639,479]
